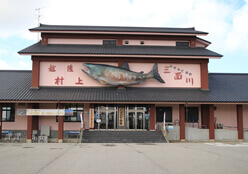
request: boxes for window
[185,107,199,123]
[2,104,15,122]
[56,104,83,122]
[156,107,172,122]
[176,42,189,47]
[103,40,116,45]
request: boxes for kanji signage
[89,108,94,128]
[119,108,125,126]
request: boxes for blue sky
[0,0,248,73]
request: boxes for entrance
[94,104,150,130]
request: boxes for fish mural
[81,62,165,86]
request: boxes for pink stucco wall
[2,104,27,130]
[40,62,118,87]
[39,103,81,130]
[40,62,201,88]
[39,103,57,130]
[243,105,248,129]
[214,104,237,127]
[48,38,103,45]
[123,40,176,46]
[196,42,205,47]
[130,63,201,88]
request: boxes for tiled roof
[0,71,248,103]
[18,42,222,57]
[30,24,208,35]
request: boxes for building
[0,24,247,143]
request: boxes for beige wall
[48,38,103,45]
[2,104,28,130]
[123,40,176,46]
[214,104,237,127]
[39,103,81,131]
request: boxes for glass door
[137,112,144,129]
[107,109,116,129]
[128,112,136,129]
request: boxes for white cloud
[16,60,32,70]
[0,59,13,69]
[0,0,248,53]
[225,2,248,52]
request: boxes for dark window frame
[185,107,199,123]
[56,103,83,122]
[2,104,15,122]
[156,107,172,122]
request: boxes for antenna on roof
[35,8,44,41]
[35,8,43,26]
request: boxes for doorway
[94,104,150,130]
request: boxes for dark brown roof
[0,71,248,103]
[30,24,208,35]
[18,42,222,58]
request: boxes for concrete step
[81,131,167,143]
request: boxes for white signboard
[26,109,65,116]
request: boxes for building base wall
[166,125,180,141]
[243,131,248,141]
[185,127,209,141]
[215,129,238,141]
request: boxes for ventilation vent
[103,40,117,45]
[176,42,189,47]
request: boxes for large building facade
[0,24,247,142]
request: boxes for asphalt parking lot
[0,142,248,174]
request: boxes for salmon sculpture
[81,62,165,86]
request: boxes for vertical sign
[89,108,94,128]
[80,112,83,130]
[119,108,125,126]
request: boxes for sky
[0,0,247,73]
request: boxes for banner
[17,109,73,116]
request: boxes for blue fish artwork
[81,62,165,86]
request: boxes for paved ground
[0,142,248,174]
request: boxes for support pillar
[0,104,2,139]
[83,103,90,130]
[237,105,244,141]
[58,103,64,143]
[27,104,33,143]
[179,104,185,141]
[150,105,156,130]
[209,104,215,141]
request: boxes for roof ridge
[38,23,196,30]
